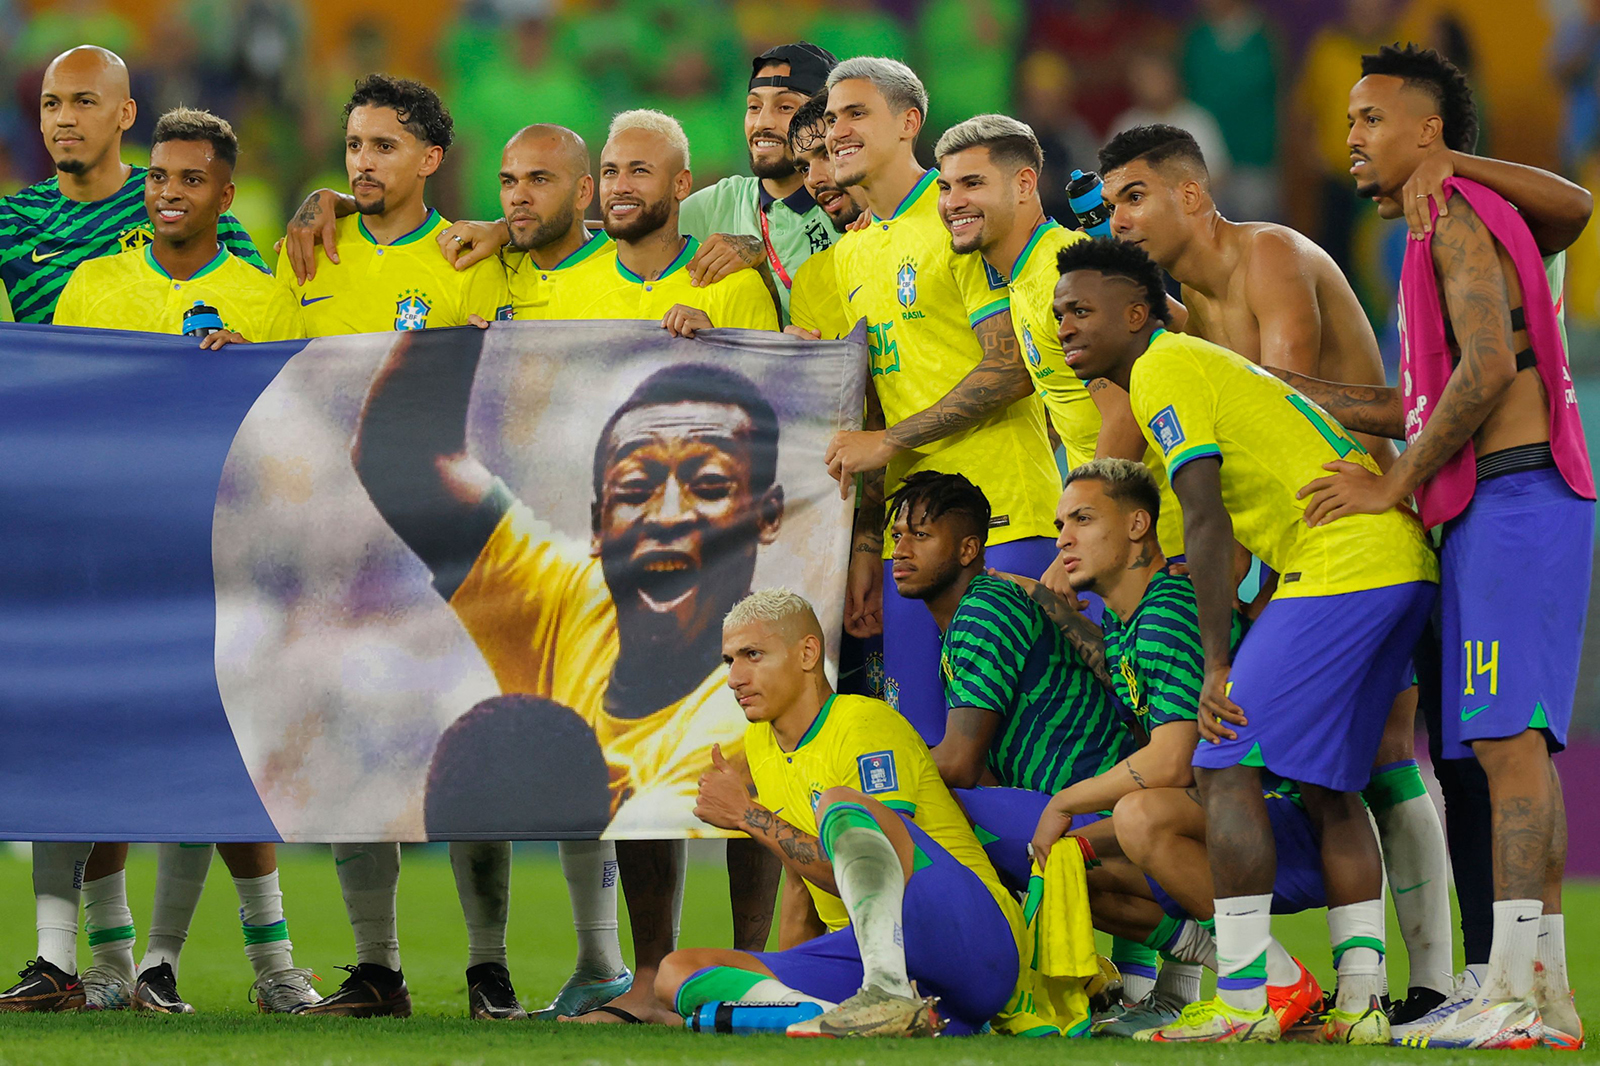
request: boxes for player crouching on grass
[657,589,1029,1037]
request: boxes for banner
[0,321,867,842]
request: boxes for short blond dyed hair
[724,588,817,632]
[607,108,690,171]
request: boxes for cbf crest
[1021,322,1051,376]
[118,225,153,252]
[858,750,898,794]
[895,258,917,308]
[395,289,432,331]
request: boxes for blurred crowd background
[8,0,1600,730]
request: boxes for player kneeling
[657,590,1029,1037]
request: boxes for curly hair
[1098,123,1208,180]
[1360,43,1479,153]
[344,73,454,150]
[1056,237,1171,324]
[885,470,992,545]
[788,92,829,154]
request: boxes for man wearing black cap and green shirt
[677,42,840,324]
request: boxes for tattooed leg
[726,839,781,952]
[1472,730,1555,902]
[1543,757,1566,915]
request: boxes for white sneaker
[80,965,134,1011]
[1419,996,1543,1050]
[252,968,322,1014]
[1392,969,1480,1044]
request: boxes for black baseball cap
[749,42,838,98]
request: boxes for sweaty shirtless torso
[1181,220,1398,466]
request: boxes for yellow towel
[991,838,1099,1037]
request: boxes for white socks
[1213,894,1272,1012]
[823,807,911,998]
[332,842,402,971]
[82,870,136,981]
[1265,936,1300,986]
[236,870,293,980]
[558,840,625,977]
[33,842,91,973]
[1535,913,1568,996]
[1485,899,1542,1001]
[740,977,836,1008]
[1154,961,1202,1006]
[1329,899,1386,1010]
[449,841,511,969]
[140,843,213,979]
[1365,760,1454,995]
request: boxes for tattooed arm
[1267,368,1404,439]
[929,706,1001,790]
[1089,377,1149,461]
[1026,581,1113,690]
[824,309,1035,480]
[1298,196,1522,526]
[695,745,839,893]
[1034,720,1198,826]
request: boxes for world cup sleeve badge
[395,289,433,331]
[857,750,898,794]
[1148,405,1186,454]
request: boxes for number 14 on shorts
[1463,639,1500,697]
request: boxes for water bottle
[684,1000,825,1034]
[182,300,224,338]
[1067,169,1113,238]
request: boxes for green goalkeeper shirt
[678,174,837,324]
[0,166,266,323]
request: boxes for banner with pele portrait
[0,320,866,843]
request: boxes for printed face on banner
[212,323,864,844]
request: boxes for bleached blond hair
[825,56,928,123]
[607,108,690,171]
[724,588,819,633]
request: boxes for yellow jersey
[745,694,1026,954]
[503,230,615,320]
[544,235,779,330]
[54,244,304,340]
[833,170,1059,551]
[1004,219,1184,556]
[788,243,856,340]
[448,494,748,838]
[275,209,511,336]
[1131,329,1438,598]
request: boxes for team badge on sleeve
[858,750,899,794]
[1148,405,1186,453]
[395,290,432,331]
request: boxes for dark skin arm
[350,328,499,595]
[825,310,1034,483]
[844,384,886,638]
[1088,378,1148,460]
[929,706,1001,790]
[1403,149,1593,255]
[1298,197,1523,526]
[777,872,827,950]
[1169,458,1247,743]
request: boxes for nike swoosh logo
[333,854,361,865]
[1516,914,1539,922]
[301,295,333,306]
[1394,880,1430,895]
[1461,704,1489,721]
[30,248,63,262]
[848,285,863,300]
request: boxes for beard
[750,148,797,181]
[894,554,965,603]
[509,201,577,252]
[54,157,89,176]
[603,194,673,242]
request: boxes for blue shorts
[1193,581,1435,792]
[882,536,1060,745]
[750,814,1019,1034]
[955,786,1103,893]
[1439,468,1594,759]
[1147,792,1326,918]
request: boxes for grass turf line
[0,844,1593,1064]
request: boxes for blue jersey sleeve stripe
[1165,443,1222,478]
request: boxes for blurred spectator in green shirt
[1181,0,1279,220]
[916,0,1024,133]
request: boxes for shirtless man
[1096,122,1589,1024]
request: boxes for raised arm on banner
[351,327,502,598]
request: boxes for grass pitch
[0,843,1593,1064]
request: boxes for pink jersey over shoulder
[1399,175,1594,528]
